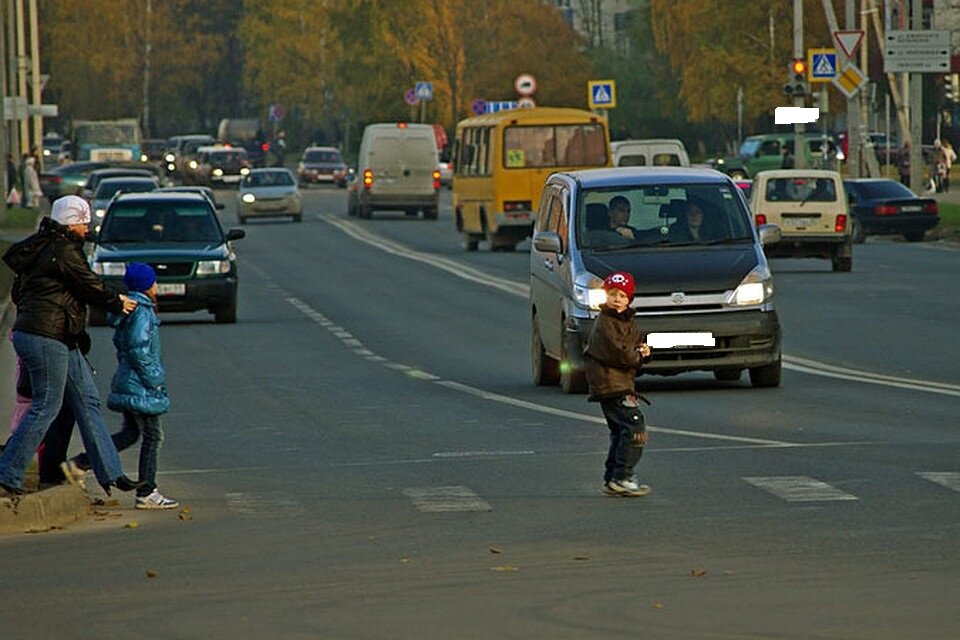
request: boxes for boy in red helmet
[583,271,653,497]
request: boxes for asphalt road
[1,184,957,639]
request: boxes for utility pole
[793,0,806,169]
[5,0,18,161]
[142,0,152,138]
[908,0,923,193]
[845,0,861,177]
[0,1,7,217]
[28,0,39,165]
[15,0,26,155]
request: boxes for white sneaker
[135,489,180,510]
[606,478,651,497]
[59,460,86,488]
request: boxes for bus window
[504,124,607,168]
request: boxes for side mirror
[757,223,781,246]
[532,231,562,253]
[225,228,245,241]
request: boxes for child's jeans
[600,394,647,483]
[76,411,163,497]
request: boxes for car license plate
[645,332,715,349]
[783,216,816,228]
[901,205,921,212]
[156,283,185,296]
[221,175,241,183]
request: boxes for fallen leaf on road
[488,546,502,554]
[573,555,591,561]
[652,601,664,609]
[178,508,192,521]
[124,521,138,529]
[145,570,158,578]
[690,568,707,577]
[400,558,410,564]
[489,565,518,572]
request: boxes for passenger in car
[668,201,709,242]
[608,196,639,239]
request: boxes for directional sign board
[485,100,517,113]
[884,30,950,73]
[808,48,837,83]
[588,80,616,109]
[415,81,434,101]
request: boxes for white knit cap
[51,195,91,225]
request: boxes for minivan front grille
[632,290,732,315]
[149,262,194,277]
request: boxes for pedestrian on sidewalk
[583,271,653,498]
[898,141,911,188]
[68,263,178,510]
[23,157,41,209]
[0,195,141,498]
[941,140,956,193]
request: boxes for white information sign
[884,30,950,73]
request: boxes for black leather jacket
[3,217,123,350]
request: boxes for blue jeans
[0,331,123,490]
[600,395,647,483]
[77,412,163,497]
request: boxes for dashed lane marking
[403,486,493,512]
[743,476,858,502]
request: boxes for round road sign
[517,97,537,109]
[515,74,537,96]
[404,88,419,106]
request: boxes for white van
[347,123,440,220]
[611,139,690,168]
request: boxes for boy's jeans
[74,411,163,497]
[0,331,122,490]
[600,395,647,483]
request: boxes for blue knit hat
[123,262,157,292]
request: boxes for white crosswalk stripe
[743,476,858,502]
[917,472,960,493]
[403,486,492,512]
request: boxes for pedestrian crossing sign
[588,80,616,109]
[808,48,837,83]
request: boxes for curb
[0,483,91,534]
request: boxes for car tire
[851,218,866,244]
[423,207,438,220]
[559,330,588,394]
[359,204,372,219]
[293,214,303,223]
[749,357,781,388]
[463,235,479,251]
[214,297,238,324]
[903,230,925,242]
[714,368,742,382]
[532,314,560,386]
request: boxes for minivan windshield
[577,183,754,250]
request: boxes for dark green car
[39,161,113,201]
[712,133,838,179]
[89,191,245,324]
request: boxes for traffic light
[944,74,959,103]
[783,59,808,97]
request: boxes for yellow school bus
[452,106,611,251]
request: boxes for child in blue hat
[70,263,178,509]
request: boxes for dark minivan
[529,167,782,392]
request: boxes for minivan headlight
[196,260,231,275]
[241,193,255,203]
[732,265,774,306]
[573,272,608,311]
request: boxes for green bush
[0,206,39,230]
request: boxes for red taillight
[261,143,270,152]
[835,214,847,232]
[875,205,898,216]
[923,202,938,214]
[755,214,767,226]
[397,122,408,129]
[432,170,441,190]
[503,200,532,212]
[362,169,374,188]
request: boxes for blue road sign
[485,101,517,113]
[471,99,487,116]
[415,81,434,101]
[588,80,616,109]
[810,51,838,81]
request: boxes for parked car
[843,178,939,243]
[237,167,302,223]
[90,175,159,226]
[749,170,852,272]
[156,185,225,210]
[90,191,245,324]
[188,146,251,187]
[712,133,837,179]
[39,160,113,201]
[297,146,348,187]
[530,167,782,392]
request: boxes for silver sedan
[236,168,303,224]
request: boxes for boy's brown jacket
[583,305,649,401]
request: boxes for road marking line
[225,492,305,515]
[432,450,535,458]
[917,471,960,493]
[403,486,493,512]
[319,217,956,398]
[743,476,858,502]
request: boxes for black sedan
[844,178,939,243]
[89,192,245,324]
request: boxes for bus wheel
[423,207,438,220]
[463,234,479,251]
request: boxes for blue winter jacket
[106,291,170,416]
